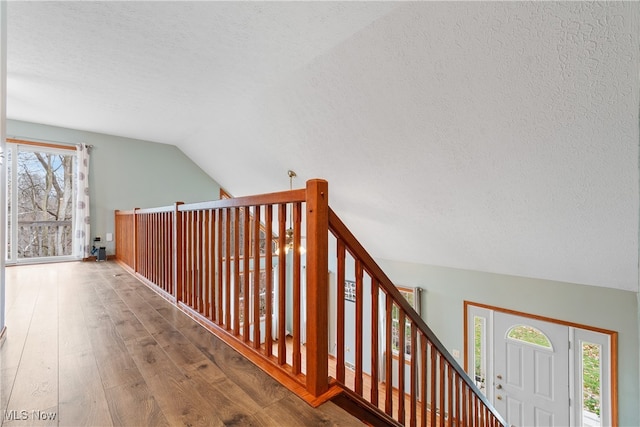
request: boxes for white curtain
[74,144,91,259]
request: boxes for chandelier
[284,170,305,254]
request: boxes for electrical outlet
[452,349,460,358]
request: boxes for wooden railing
[114,179,505,427]
[328,210,505,427]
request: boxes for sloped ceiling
[6,2,640,291]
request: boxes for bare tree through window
[12,148,74,258]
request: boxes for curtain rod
[6,135,94,149]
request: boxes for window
[474,316,487,393]
[581,341,602,426]
[6,141,77,262]
[391,287,417,357]
[507,325,552,349]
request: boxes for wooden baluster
[157,213,161,288]
[385,295,393,416]
[471,388,476,427]
[137,213,142,274]
[277,203,287,366]
[196,211,202,310]
[292,201,302,375]
[142,213,146,276]
[483,402,488,427]
[243,207,250,341]
[461,382,467,427]
[139,213,145,276]
[448,362,453,427]
[410,322,417,427]
[151,213,155,284]
[216,209,223,324]
[420,334,427,427]
[167,212,172,293]
[264,205,273,358]
[173,203,183,303]
[398,310,406,424]
[149,213,154,283]
[430,344,437,427]
[114,211,118,259]
[439,355,445,427]
[154,213,159,286]
[190,210,196,308]
[304,179,329,396]
[454,372,460,427]
[184,212,189,303]
[183,212,189,305]
[150,213,154,281]
[234,207,242,336]
[133,208,139,273]
[198,210,204,313]
[144,214,154,283]
[138,213,142,275]
[252,205,261,349]
[336,239,346,384]
[225,208,232,329]
[370,278,379,407]
[355,260,363,396]
[158,213,162,288]
[163,213,167,290]
[158,213,163,290]
[203,210,211,318]
[162,213,166,290]
[208,209,215,320]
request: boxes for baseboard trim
[83,255,116,262]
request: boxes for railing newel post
[173,202,184,304]
[305,179,329,397]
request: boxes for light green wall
[7,119,220,255]
[376,258,640,426]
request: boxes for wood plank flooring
[0,261,361,426]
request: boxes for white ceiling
[6,2,640,292]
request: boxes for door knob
[496,395,503,400]
[496,384,502,389]
[497,375,503,380]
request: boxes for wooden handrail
[328,207,506,426]
[329,209,468,384]
[114,181,506,426]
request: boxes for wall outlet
[452,349,460,358]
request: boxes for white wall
[7,120,221,255]
[376,258,640,427]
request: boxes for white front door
[493,312,569,427]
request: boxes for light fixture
[284,170,305,255]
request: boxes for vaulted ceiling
[6,2,640,292]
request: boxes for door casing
[464,301,617,426]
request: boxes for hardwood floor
[0,261,361,426]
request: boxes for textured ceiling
[6,2,640,291]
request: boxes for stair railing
[114,179,505,426]
[328,209,505,426]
